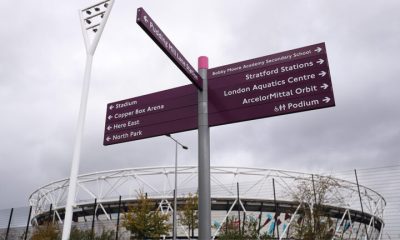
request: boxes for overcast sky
[0,0,399,209]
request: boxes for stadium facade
[27,166,385,239]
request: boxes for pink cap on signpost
[198,56,208,69]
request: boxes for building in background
[5,166,383,239]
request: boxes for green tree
[123,191,170,239]
[291,175,339,240]
[70,228,115,240]
[218,216,272,240]
[30,223,115,240]
[30,223,60,240]
[179,192,198,238]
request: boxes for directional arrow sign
[321,83,329,90]
[203,43,335,127]
[323,97,331,103]
[208,42,327,79]
[208,92,335,128]
[136,7,202,90]
[104,43,335,145]
[104,83,197,145]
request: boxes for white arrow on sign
[144,15,149,23]
[315,47,322,53]
[109,105,114,110]
[108,115,113,120]
[106,137,111,142]
[107,126,112,131]
[322,97,331,103]
[319,71,327,77]
[321,83,329,90]
[317,59,324,65]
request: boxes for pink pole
[198,56,209,69]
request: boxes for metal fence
[332,165,400,240]
[0,207,31,240]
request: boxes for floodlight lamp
[86,10,91,15]
[95,7,100,12]
[182,146,189,150]
[104,3,109,8]
[85,19,91,24]
[93,28,98,33]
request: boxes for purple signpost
[104,84,197,144]
[136,8,208,240]
[136,7,202,91]
[104,7,335,240]
[207,43,335,127]
[208,42,326,79]
[104,43,334,145]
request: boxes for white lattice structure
[29,166,386,239]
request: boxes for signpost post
[198,56,211,239]
[136,8,210,238]
[104,8,335,239]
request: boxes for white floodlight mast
[61,1,114,239]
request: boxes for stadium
[27,166,385,239]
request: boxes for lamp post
[166,134,188,240]
[61,1,114,239]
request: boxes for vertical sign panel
[136,7,202,90]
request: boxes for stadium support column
[198,56,211,240]
[355,169,369,240]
